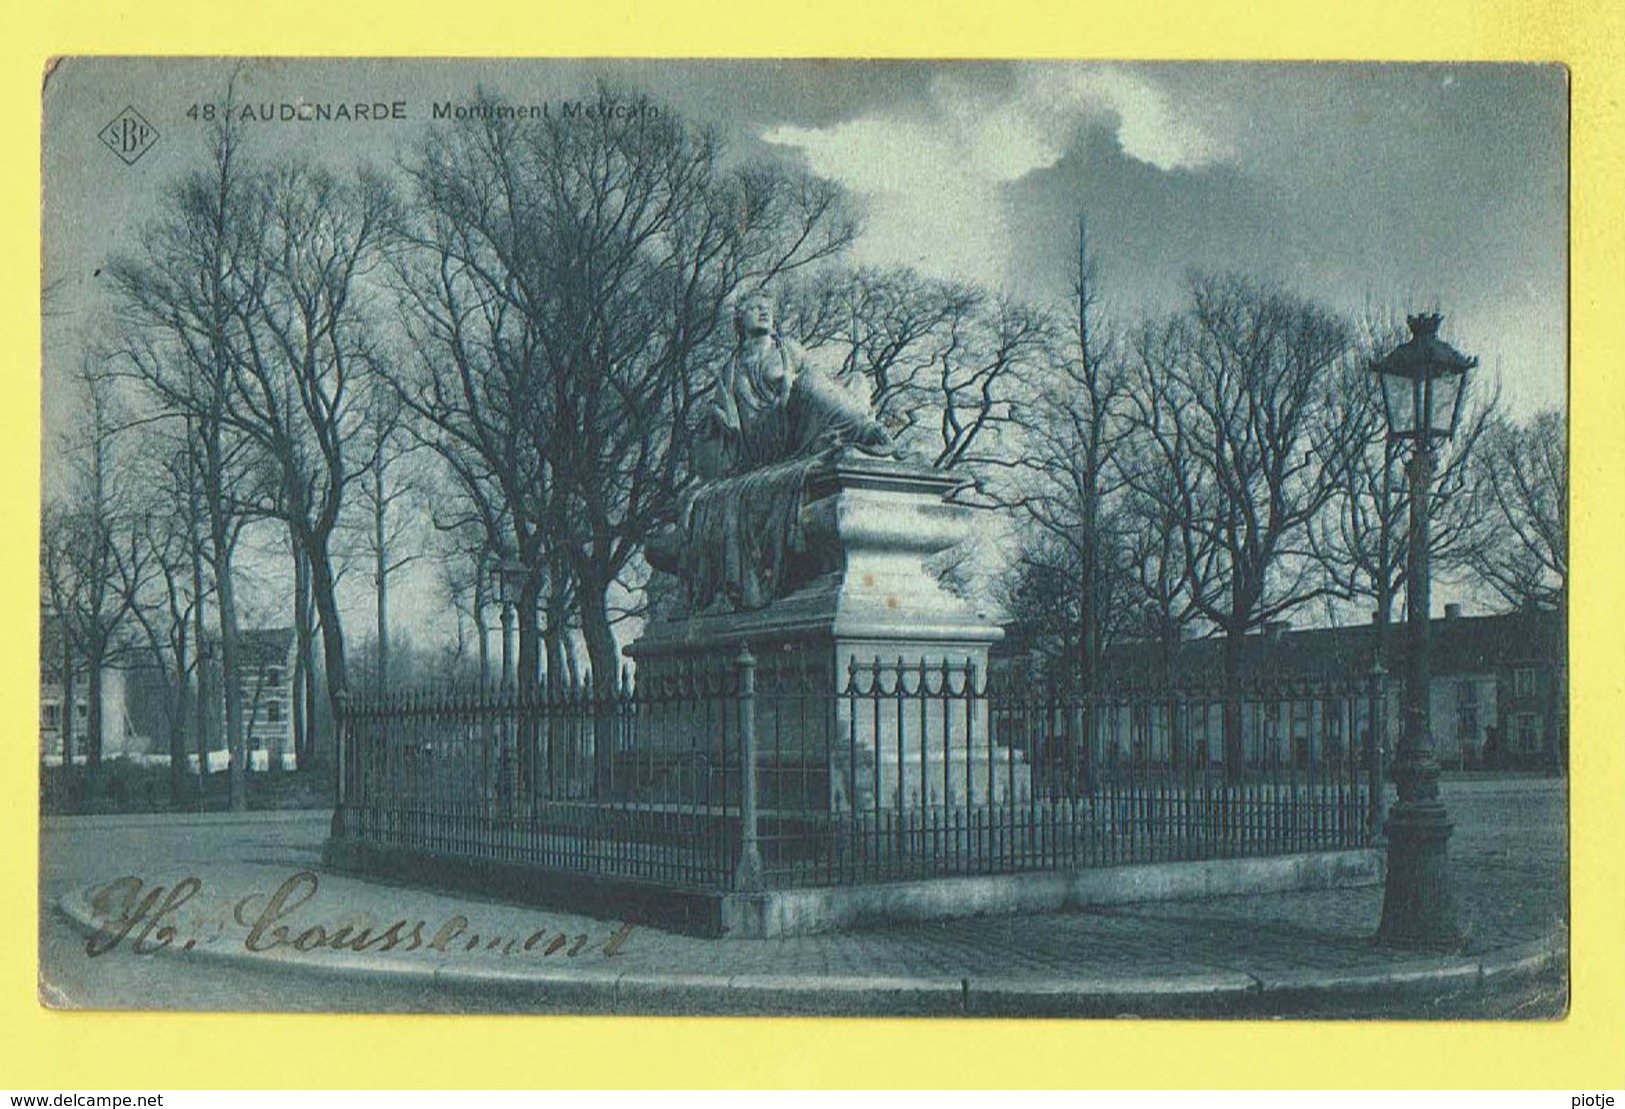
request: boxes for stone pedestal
[626,452,1030,812]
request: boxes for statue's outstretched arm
[787,362,895,457]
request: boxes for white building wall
[1429,673,1496,765]
[39,668,132,763]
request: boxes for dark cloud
[1000,124,1284,311]
[991,63,1565,412]
[43,58,1566,414]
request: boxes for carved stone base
[627,452,1030,810]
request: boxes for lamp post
[1371,312,1476,949]
[486,555,530,810]
[487,557,527,690]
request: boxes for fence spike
[340,662,1370,891]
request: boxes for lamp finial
[1407,313,1443,339]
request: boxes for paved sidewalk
[40,778,1568,1017]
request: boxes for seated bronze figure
[648,292,893,611]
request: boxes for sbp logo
[99,106,159,165]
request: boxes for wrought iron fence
[331,652,1384,894]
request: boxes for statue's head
[732,292,775,340]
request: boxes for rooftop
[1090,608,1563,686]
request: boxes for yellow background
[5,0,1622,1089]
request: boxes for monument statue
[648,292,893,611]
[633,292,1026,822]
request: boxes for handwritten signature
[82,871,634,960]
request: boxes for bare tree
[107,99,259,809]
[392,85,859,705]
[349,381,425,690]
[1310,314,1496,663]
[229,161,397,718]
[40,361,145,781]
[1118,461,1199,675]
[782,266,981,444]
[429,517,496,683]
[928,296,1054,475]
[1124,274,1356,773]
[387,139,570,690]
[41,506,82,768]
[998,533,1088,679]
[120,428,211,804]
[1467,409,1567,612]
[1466,407,1567,770]
[288,538,316,767]
[1002,217,1131,692]
[787,266,1048,479]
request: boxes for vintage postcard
[38,56,1569,1021]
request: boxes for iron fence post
[734,644,764,892]
[499,602,516,690]
[329,689,349,839]
[1367,663,1387,839]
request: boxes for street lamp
[1371,312,1476,949]
[486,556,528,689]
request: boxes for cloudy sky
[45,58,1567,419]
[40,58,1567,633]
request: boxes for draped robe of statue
[672,335,890,611]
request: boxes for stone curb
[55,887,1565,1016]
[965,971,1258,1017]
[1477,935,1565,986]
[43,808,329,830]
[1248,961,1485,1004]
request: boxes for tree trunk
[86,644,105,772]
[1374,583,1393,668]
[578,576,619,791]
[543,577,571,694]
[375,549,389,690]
[292,542,312,767]
[543,628,564,693]
[87,429,108,779]
[168,647,190,805]
[517,575,542,693]
[306,539,349,709]
[373,454,390,689]
[200,410,247,810]
[302,646,320,765]
[60,648,76,768]
[1546,598,1566,776]
[1221,626,1245,783]
[1078,533,1097,698]
[474,573,490,687]
[563,634,582,688]
[189,498,210,794]
[579,585,618,694]
[216,568,246,812]
[291,649,307,767]
[193,647,210,792]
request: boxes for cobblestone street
[39,775,1567,1017]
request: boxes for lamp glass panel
[1430,371,1464,438]
[1379,369,1417,435]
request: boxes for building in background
[38,666,131,765]
[1001,606,1564,771]
[42,624,301,772]
[232,627,298,770]
[38,609,136,765]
